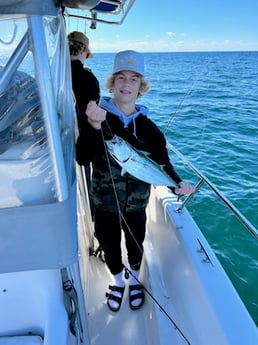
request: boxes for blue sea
[88,51,258,324]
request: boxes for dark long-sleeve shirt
[76,111,182,212]
[71,59,100,130]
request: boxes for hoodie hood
[99,96,149,133]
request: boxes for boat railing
[167,142,258,239]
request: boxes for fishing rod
[162,59,211,135]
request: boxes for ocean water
[88,51,258,324]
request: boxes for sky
[67,0,258,52]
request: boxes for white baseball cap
[113,50,144,76]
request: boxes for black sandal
[129,284,145,310]
[106,285,125,312]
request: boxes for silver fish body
[105,135,175,187]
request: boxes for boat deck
[79,187,258,345]
[85,239,181,345]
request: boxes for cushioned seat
[93,0,120,12]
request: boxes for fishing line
[124,266,191,345]
[162,59,211,136]
[100,125,190,344]
[100,124,142,243]
[100,126,123,219]
[100,124,145,256]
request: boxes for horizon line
[91,49,258,54]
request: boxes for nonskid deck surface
[84,235,182,345]
[86,252,154,345]
[84,224,185,345]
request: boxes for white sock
[114,271,125,287]
[108,271,125,310]
[129,269,139,285]
[129,269,142,308]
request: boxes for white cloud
[90,37,258,52]
[166,32,176,37]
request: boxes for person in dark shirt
[76,50,195,312]
[68,31,100,129]
[68,31,100,218]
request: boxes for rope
[61,268,83,343]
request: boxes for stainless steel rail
[64,0,135,26]
[29,16,69,202]
[167,142,258,239]
[0,31,29,93]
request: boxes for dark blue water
[88,51,258,324]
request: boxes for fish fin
[131,145,150,157]
[121,167,126,176]
[140,150,151,157]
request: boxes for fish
[105,135,175,187]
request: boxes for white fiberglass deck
[84,243,181,345]
[79,186,258,345]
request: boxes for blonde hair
[105,73,150,98]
